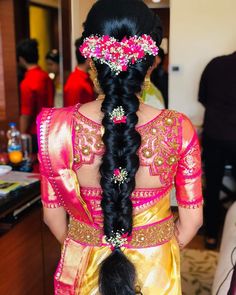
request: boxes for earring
[90,61,104,94]
[142,77,151,91]
[94,77,104,95]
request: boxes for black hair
[157,47,165,66]
[17,38,39,64]
[74,37,86,65]
[45,49,59,64]
[82,1,162,294]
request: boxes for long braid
[97,62,151,295]
[81,1,163,294]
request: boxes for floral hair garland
[112,167,128,184]
[80,34,159,75]
[105,229,130,250]
[109,106,127,124]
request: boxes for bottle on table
[7,123,23,164]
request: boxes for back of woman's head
[83,0,162,44]
[82,1,162,294]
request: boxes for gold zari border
[68,216,174,248]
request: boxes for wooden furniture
[0,183,60,295]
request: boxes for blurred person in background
[17,38,54,152]
[151,47,168,108]
[64,37,95,106]
[46,49,63,108]
[199,51,236,249]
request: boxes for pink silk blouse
[37,104,203,294]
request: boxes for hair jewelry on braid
[82,1,162,294]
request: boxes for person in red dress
[17,39,54,152]
[64,38,95,106]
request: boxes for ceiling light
[152,0,161,3]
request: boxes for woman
[38,1,203,294]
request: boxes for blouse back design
[38,104,203,225]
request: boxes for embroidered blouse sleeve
[175,115,203,208]
[37,110,62,208]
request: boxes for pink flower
[103,35,110,42]
[114,169,120,176]
[79,34,158,74]
[113,116,127,124]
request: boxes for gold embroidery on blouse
[167,155,177,165]
[151,128,157,135]
[82,146,91,156]
[68,216,174,248]
[164,117,174,126]
[142,148,153,158]
[138,110,181,184]
[95,141,104,149]
[74,155,80,163]
[73,108,182,185]
[75,124,83,132]
[154,156,164,166]
[73,108,104,167]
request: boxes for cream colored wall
[169,0,236,125]
[71,0,96,69]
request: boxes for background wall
[0,0,19,128]
[169,0,236,125]
[70,0,96,69]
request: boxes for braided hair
[82,1,162,294]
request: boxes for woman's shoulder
[37,105,79,129]
[140,105,197,142]
[139,103,187,124]
[155,107,193,126]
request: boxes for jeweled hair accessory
[109,106,127,124]
[80,34,159,75]
[105,229,129,250]
[112,167,128,184]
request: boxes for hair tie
[109,106,127,124]
[112,167,128,184]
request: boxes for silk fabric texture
[37,105,203,294]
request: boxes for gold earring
[94,77,104,95]
[142,77,151,91]
[90,60,97,74]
